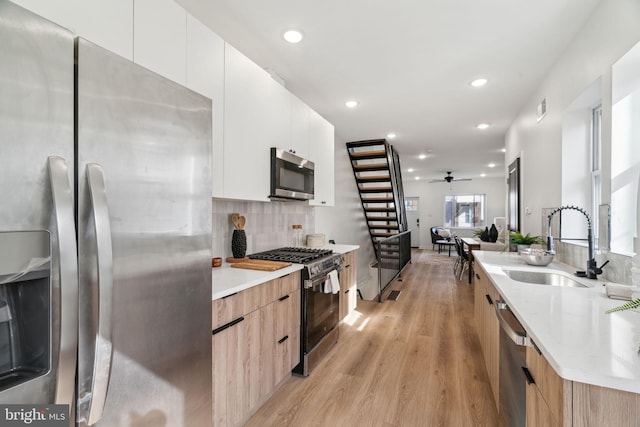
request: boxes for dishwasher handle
[494,299,529,347]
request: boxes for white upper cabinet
[223,43,334,203]
[223,43,276,201]
[290,95,310,159]
[185,14,224,197]
[13,0,335,204]
[308,109,335,207]
[133,0,186,85]
[12,0,134,60]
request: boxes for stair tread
[356,175,391,182]
[349,149,387,158]
[364,208,396,212]
[346,139,387,148]
[353,164,389,171]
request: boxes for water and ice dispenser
[0,231,51,391]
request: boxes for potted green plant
[508,231,545,252]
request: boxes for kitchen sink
[503,270,588,288]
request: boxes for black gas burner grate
[249,247,333,264]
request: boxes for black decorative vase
[231,229,247,258]
[489,224,499,242]
[480,227,490,242]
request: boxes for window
[443,194,486,228]
[404,198,418,211]
[591,105,602,243]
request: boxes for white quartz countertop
[212,263,304,301]
[211,244,359,300]
[474,250,640,394]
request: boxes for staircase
[346,139,408,264]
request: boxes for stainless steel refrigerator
[0,2,213,425]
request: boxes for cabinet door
[290,94,310,158]
[308,108,335,206]
[526,382,560,427]
[526,344,566,425]
[474,264,499,406]
[133,0,186,85]
[223,43,275,201]
[212,309,261,427]
[12,0,134,59]
[185,14,225,197]
[485,276,500,406]
[339,251,358,320]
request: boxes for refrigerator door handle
[47,157,79,406]
[80,163,114,425]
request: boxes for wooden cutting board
[230,260,292,271]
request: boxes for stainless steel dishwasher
[495,299,529,427]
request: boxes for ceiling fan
[428,171,472,184]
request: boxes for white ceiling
[177,0,601,182]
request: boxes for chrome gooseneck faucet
[547,205,605,279]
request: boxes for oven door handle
[304,266,342,289]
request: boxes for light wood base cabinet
[475,270,640,427]
[525,341,640,426]
[525,343,570,427]
[339,251,358,321]
[473,263,500,407]
[212,271,301,427]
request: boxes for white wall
[506,0,640,277]
[506,0,640,234]
[403,178,506,248]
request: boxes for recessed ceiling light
[501,148,506,153]
[418,154,427,160]
[407,168,414,173]
[345,100,358,108]
[415,176,420,180]
[283,30,303,44]
[470,78,488,87]
[488,163,496,168]
[480,173,486,177]
[476,123,490,130]
[387,132,396,139]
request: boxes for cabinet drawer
[212,284,262,329]
[526,342,566,424]
[262,272,300,305]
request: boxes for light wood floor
[245,249,499,427]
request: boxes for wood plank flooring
[245,249,499,427]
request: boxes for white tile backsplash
[212,198,314,258]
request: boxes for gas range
[249,247,332,264]
[249,247,343,279]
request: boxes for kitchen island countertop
[474,250,640,394]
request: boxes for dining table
[460,237,505,283]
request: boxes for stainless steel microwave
[270,148,314,201]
